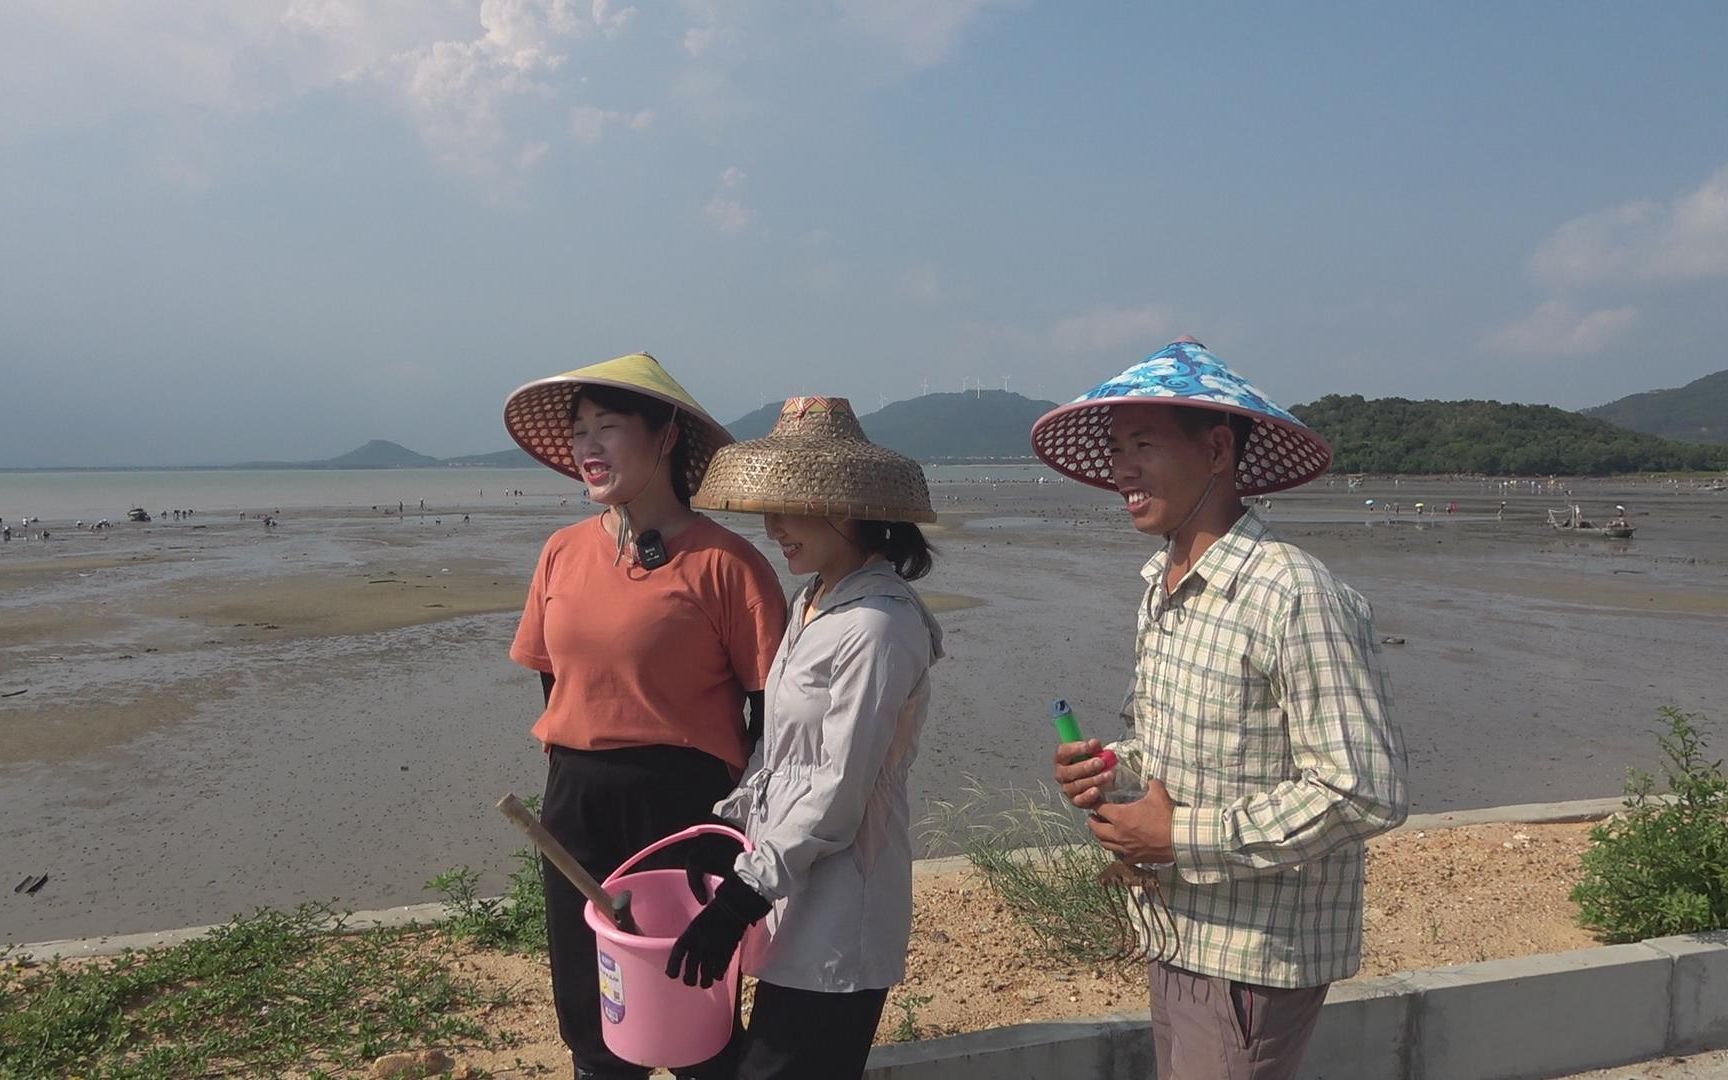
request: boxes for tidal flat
[2,474,1725,945]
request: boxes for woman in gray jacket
[671,396,944,1079]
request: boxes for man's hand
[1055,739,1110,809]
[1087,778,1177,865]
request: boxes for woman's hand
[682,822,745,903]
[666,874,772,988]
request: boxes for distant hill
[860,390,1056,460]
[727,402,785,440]
[1582,369,1728,445]
[232,440,443,470]
[726,390,1057,460]
[442,447,537,467]
[1292,395,1728,475]
[323,440,441,468]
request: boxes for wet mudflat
[2,475,1724,944]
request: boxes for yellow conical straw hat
[503,353,733,490]
[693,396,935,523]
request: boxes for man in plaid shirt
[1034,339,1408,1080]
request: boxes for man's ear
[1208,423,1235,476]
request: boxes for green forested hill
[1291,395,1728,474]
[1582,369,1728,444]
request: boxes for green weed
[1573,708,1728,943]
[889,992,935,1043]
[0,902,512,1079]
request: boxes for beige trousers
[1149,961,1329,1080]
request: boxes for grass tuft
[921,777,1122,966]
[0,903,514,1078]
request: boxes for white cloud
[569,103,654,143]
[897,265,943,305]
[2,1,644,185]
[836,0,1013,68]
[1048,304,1181,354]
[1484,300,1640,358]
[368,0,643,181]
[1531,164,1728,289]
[683,26,718,56]
[703,166,756,235]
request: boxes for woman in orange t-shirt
[503,354,786,1080]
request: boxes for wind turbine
[1001,374,1012,393]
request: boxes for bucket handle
[606,823,750,887]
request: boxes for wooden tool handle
[496,792,628,930]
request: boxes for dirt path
[433,820,1599,1077]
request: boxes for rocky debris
[371,1049,455,1078]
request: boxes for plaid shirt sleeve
[1173,583,1408,877]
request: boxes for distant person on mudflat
[1034,338,1409,1080]
[670,397,945,1080]
[503,353,787,1080]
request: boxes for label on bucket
[597,948,626,1024]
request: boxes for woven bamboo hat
[1031,338,1331,497]
[693,397,936,523]
[503,352,733,490]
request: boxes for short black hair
[569,385,692,506]
[1169,405,1253,469]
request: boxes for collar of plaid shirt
[1140,507,1268,615]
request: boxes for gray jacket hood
[809,561,945,664]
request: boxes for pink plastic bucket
[583,823,753,1069]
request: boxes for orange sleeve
[509,535,555,673]
[724,547,788,693]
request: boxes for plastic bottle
[1096,749,1147,804]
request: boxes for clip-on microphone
[636,529,669,570]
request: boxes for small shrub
[921,778,1121,965]
[429,798,548,954]
[1572,708,1728,943]
[889,992,935,1043]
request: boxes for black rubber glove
[683,818,745,904]
[665,873,772,988]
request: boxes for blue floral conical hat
[1030,338,1331,497]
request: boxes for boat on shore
[1547,504,1634,538]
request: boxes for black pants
[541,744,738,1080]
[736,982,889,1080]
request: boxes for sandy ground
[2,477,1726,947]
[262,819,1598,1077]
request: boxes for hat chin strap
[609,409,679,567]
[1162,472,1218,545]
[1155,471,1219,600]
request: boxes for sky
[3,2,1727,467]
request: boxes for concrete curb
[7,901,459,962]
[864,934,1728,1080]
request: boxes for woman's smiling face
[763,512,856,577]
[570,397,671,506]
